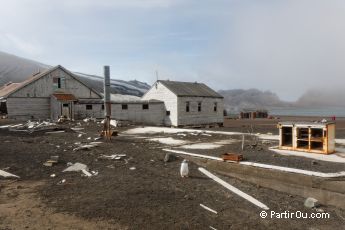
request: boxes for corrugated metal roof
[52,93,77,101]
[0,83,23,97]
[158,80,223,98]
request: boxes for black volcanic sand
[0,119,344,229]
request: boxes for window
[102,104,104,110]
[166,111,170,116]
[214,102,217,112]
[198,102,202,112]
[63,103,69,107]
[53,77,61,89]
[86,105,93,110]
[122,104,128,110]
[142,104,149,110]
[186,102,190,112]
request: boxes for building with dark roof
[142,80,224,126]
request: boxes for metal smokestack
[104,65,111,117]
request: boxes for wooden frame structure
[278,121,335,154]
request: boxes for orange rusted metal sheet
[52,93,77,101]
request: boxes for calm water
[268,106,345,117]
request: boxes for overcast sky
[0,0,345,101]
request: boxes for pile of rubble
[0,120,58,133]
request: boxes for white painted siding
[7,97,50,120]
[142,82,178,126]
[10,68,100,99]
[177,97,224,126]
[75,101,165,125]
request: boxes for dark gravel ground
[0,119,345,229]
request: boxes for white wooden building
[0,66,224,127]
[142,80,224,127]
[0,65,166,124]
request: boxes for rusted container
[221,153,243,162]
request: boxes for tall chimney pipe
[104,65,111,117]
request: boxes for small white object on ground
[209,226,217,230]
[129,167,136,170]
[0,169,20,178]
[45,130,65,134]
[82,169,92,177]
[304,197,319,209]
[78,134,83,138]
[198,167,269,210]
[50,174,56,178]
[200,204,218,214]
[100,154,126,160]
[63,163,89,172]
[180,159,189,177]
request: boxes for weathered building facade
[0,66,224,126]
[0,66,101,120]
[142,80,224,127]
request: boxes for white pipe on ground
[198,167,269,210]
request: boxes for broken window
[122,104,128,110]
[53,77,62,89]
[186,102,190,112]
[214,102,217,112]
[198,102,202,112]
[142,104,149,110]
[86,105,92,110]
[101,104,104,110]
[166,111,170,116]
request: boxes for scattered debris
[57,179,66,185]
[209,226,217,230]
[78,134,83,138]
[0,169,20,178]
[43,156,59,167]
[200,204,218,214]
[46,130,65,134]
[83,117,96,122]
[82,169,92,177]
[3,120,57,133]
[180,159,189,178]
[304,197,319,209]
[99,154,126,160]
[71,127,84,131]
[73,142,100,151]
[198,167,269,210]
[63,163,89,173]
[315,208,325,213]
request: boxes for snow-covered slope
[0,51,150,96]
